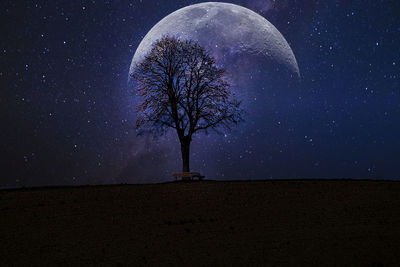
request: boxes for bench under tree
[172,172,205,181]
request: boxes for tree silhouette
[132,36,243,172]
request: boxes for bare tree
[132,36,243,172]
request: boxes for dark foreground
[1,180,400,266]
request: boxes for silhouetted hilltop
[1,180,399,266]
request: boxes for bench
[172,172,205,181]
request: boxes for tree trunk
[180,138,191,172]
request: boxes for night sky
[1,0,399,188]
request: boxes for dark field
[1,180,400,266]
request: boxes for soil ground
[1,180,400,266]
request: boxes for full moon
[124,2,301,182]
[130,2,299,77]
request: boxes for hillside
[1,180,400,266]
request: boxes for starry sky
[1,0,399,188]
